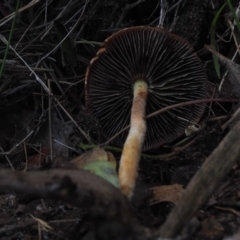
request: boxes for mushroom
[85,26,206,198]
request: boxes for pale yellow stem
[119,80,148,198]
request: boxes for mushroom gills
[118,80,148,198]
[85,26,207,198]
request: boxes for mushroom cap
[85,26,206,150]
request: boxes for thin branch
[0,130,34,155]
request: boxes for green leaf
[84,161,120,189]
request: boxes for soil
[1,0,240,239]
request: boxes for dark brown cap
[85,26,206,150]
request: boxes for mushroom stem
[119,80,148,198]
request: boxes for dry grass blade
[30,215,53,231]
[0,0,40,27]
[0,34,91,143]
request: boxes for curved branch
[0,169,137,230]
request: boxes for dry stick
[158,0,168,27]
[48,79,53,161]
[23,142,28,172]
[158,119,240,238]
[103,98,238,146]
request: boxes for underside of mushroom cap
[85,26,207,150]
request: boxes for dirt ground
[1,0,240,239]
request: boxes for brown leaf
[149,184,184,205]
[71,147,116,169]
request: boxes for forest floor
[1,0,240,239]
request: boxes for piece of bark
[158,120,240,238]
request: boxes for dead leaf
[70,147,109,168]
[28,148,50,166]
[149,184,184,205]
[205,45,240,98]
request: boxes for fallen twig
[158,119,240,238]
